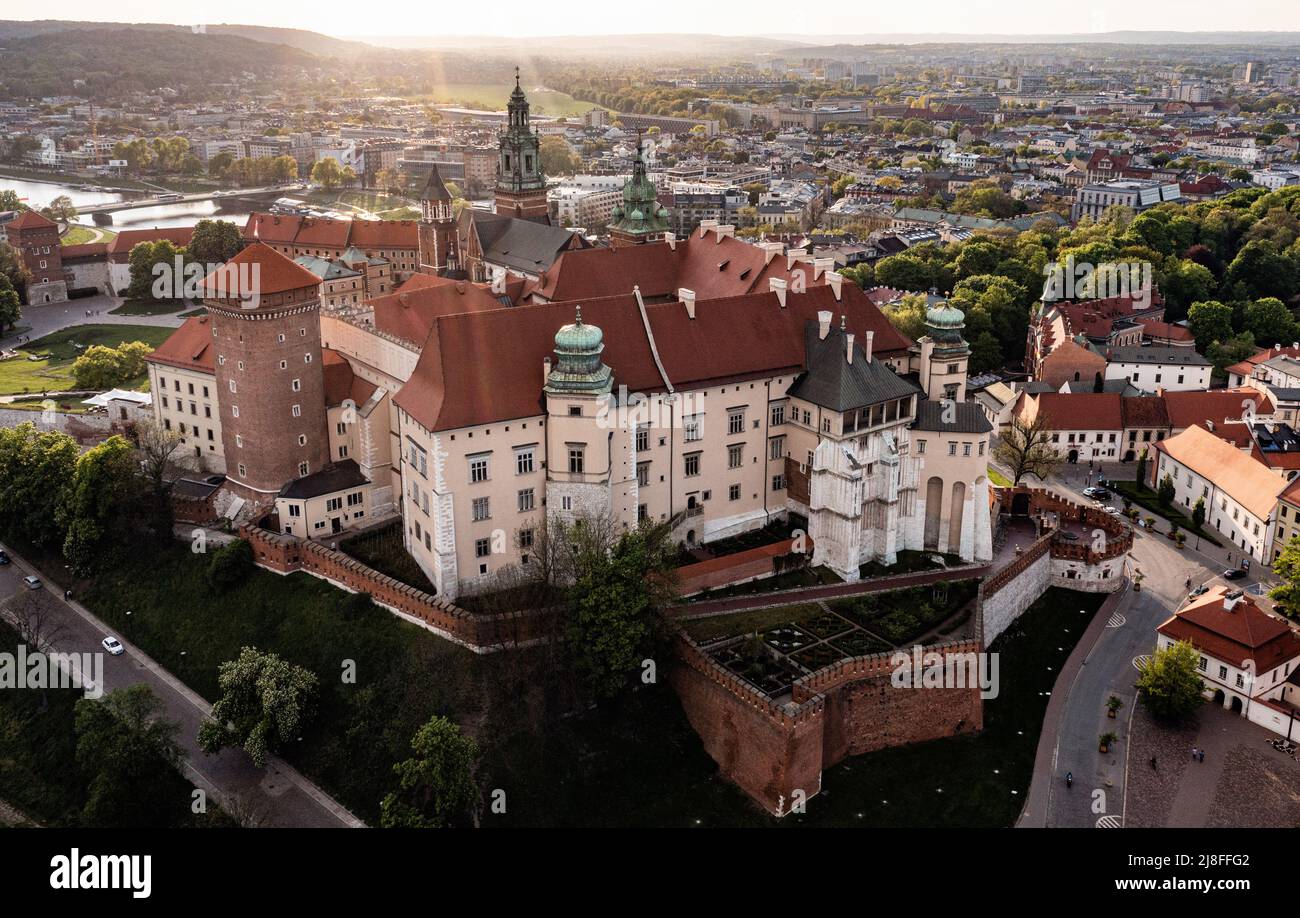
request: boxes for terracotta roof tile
[145,315,215,373]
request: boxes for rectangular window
[684,453,700,477]
[728,410,745,435]
[326,497,342,512]
[684,415,702,442]
[770,403,785,426]
[469,455,489,483]
[288,504,301,518]
[637,463,650,487]
[769,436,785,461]
[515,448,534,475]
[517,488,534,512]
[519,528,534,549]
[635,425,649,453]
[728,444,744,469]
[475,538,491,558]
[472,497,490,521]
[772,474,785,492]
[728,483,741,501]
[568,447,585,474]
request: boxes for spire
[575,304,583,325]
[420,163,451,203]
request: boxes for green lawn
[339,522,436,594]
[987,465,1013,488]
[109,298,185,316]
[412,83,603,117]
[0,324,173,395]
[60,225,116,246]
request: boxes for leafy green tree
[1136,640,1205,721]
[379,715,479,828]
[1191,497,1206,531]
[874,254,933,291]
[186,219,242,269]
[1135,448,1148,489]
[1187,300,1234,353]
[564,520,676,702]
[1270,536,1300,619]
[311,158,354,190]
[0,189,21,211]
[59,435,144,570]
[1243,297,1299,347]
[71,341,152,390]
[1157,473,1176,507]
[0,423,78,549]
[883,292,928,341]
[74,685,183,827]
[0,273,21,335]
[1225,239,1296,301]
[198,648,318,767]
[207,539,254,593]
[40,195,78,224]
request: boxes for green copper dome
[926,303,965,328]
[547,306,613,395]
[609,133,670,242]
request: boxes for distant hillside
[0,19,372,56]
[765,30,1300,48]
[356,32,806,57]
[0,28,321,99]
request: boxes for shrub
[206,538,253,593]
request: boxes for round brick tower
[202,242,329,503]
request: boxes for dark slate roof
[470,211,575,274]
[173,477,222,499]
[912,399,994,434]
[277,460,368,500]
[420,163,451,202]
[787,322,921,412]
[1061,378,1141,395]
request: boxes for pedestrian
[1150,756,1158,770]
[1191,746,1198,760]
[1198,749,1205,763]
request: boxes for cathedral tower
[608,132,671,247]
[494,67,549,219]
[417,163,459,275]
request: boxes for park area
[0,324,170,397]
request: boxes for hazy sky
[7,1,1300,38]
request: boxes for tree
[3,589,68,654]
[1187,300,1234,353]
[0,423,78,549]
[40,195,78,224]
[59,435,145,571]
[882,292,928,341]
[1244,297,1299,348]
[379,715,479,828]
[1135,640,1205,721]
[562,518,677,702]
[198,647,318,768]
[992,415,1062,485]
[0,274,21,335]
[71,341,153,390]
[186,219,242,269]
[874,253,933,291]
[1191,497,1206,531]
[206,539,254,593]
[133,417,183,533]
[1270,535,1300,619]
[1135,447,1148,489]
[538,136,579,177]
[74,685,183,827]
[1157,473,1176,508]
[311,158,354,190]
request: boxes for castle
[146,79,994,600]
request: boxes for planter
[1108,709,1116,718]
[1099,743,1109,753]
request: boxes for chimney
[864,330,874,363]
[679,287,696,319]
[1224,590,1244,612]
[715,224,735,241]
[543,355,552,386]
[817,310,832,339]
[759,241,783,265]
[664,231,676,251]
[813,256,835,280]
[827,271,844,301]
[699,219,719,239]
[770,277,788,308]
[846,332,855,364]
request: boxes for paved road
[0,548,363,828]
[1016,467,1269,827]
[2,293,188,350]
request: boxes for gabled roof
[1153,424,1285,520]
[468,211,583,276]
[6,209,57,231]
[913,399,993,434]
[277,459,368,500]
[1157,586,1300,674]
[321,348,377,408]
[371,275,507,345]
[145,314,215,373]
[106,226,195,258]
[787,323,921,413]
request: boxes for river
[0,176,258,231]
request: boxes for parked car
[22,575,41,590]
[1188,584,1209,600]
[1083,486,1110,499]
[1222,569,1247,581]
[1104,507,1123,516]
[101,636,125,656]
[0,549,9,565]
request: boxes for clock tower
[494,67,550,220]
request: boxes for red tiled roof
[59,242,108,260]
[106,226,195,260]
[201,242,322,297]
[322,348,377,407]
[7,209,57,231]
[1225,345,1300,379]
[1026,392,1123,430]
[1157,586,1300,674]
[1141,320,1193,342]
[145,315,215,373]
[1120,396,1169,429]
[347,219,418,249]
[1163,388,1270,431]
[527,228,829,304]
[371,276,505,345]
[242,213,416,251]
[395,282,911,433]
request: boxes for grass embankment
[0,324,172,395]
